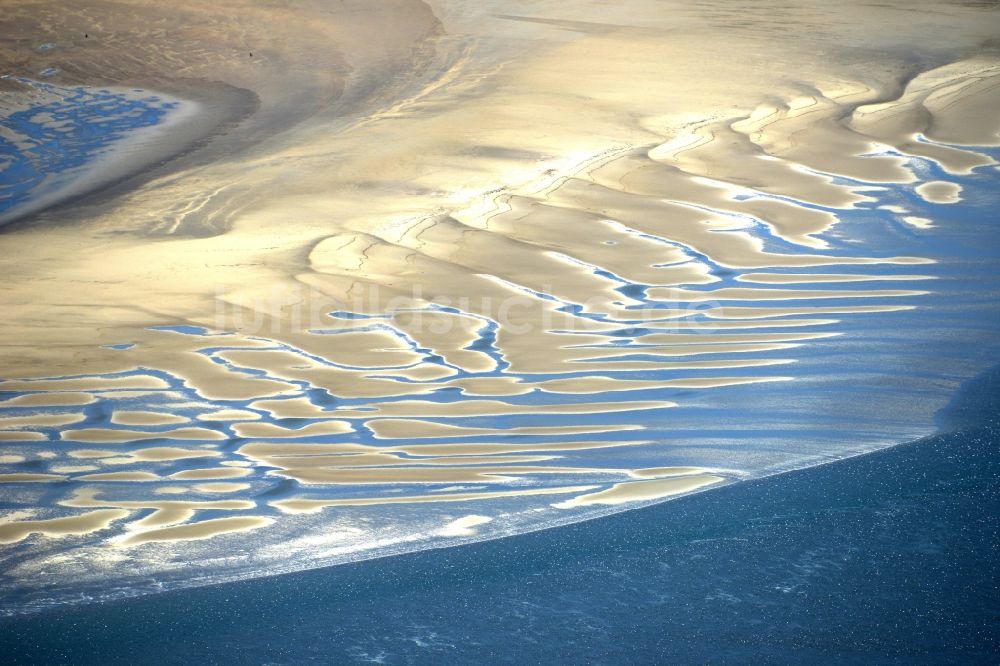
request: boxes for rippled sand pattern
[1,0,999,610]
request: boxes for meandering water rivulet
[1,0,999,613]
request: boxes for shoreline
[0,402,965,618]
[0,364,995,662]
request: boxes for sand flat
[554,475,724,508]
[388,440,653,457]
[74,472,162,482]
[110,411,190,426]
[366,419,644,439]
[125,447,222,462]
[272,485,601,513]
[119,516,274,546]
[269,464,620,486]
[0,413,86,429]
[232,420,353,439]
[0,376,169,392]
[192,483,252,493]
[168,468,253,480]
[0,431,47,441]
[915,181,963,204]
[332,399,673,419]
[59,427,227,443]
[0,473,66,483]
[0,392,95,408]
[645,287,926,302]
[0,509,130,544]
[737,273,934,284]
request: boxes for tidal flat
[0,1,998,635]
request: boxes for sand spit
[0,414,84,429]
[0,509,130,544]
[118,516,274,546]
[737,273,935,284]
[167,468,253,481]
[110,411,190,426]
[0,393,95,408]
[553,475,724,508]
[0,474,66,484]
[272,486,602,514]
[59,427,227,443]
[331,398,674,419]
[366,420,643,440]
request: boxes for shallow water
[0,365,996,664]
[0,79,186,223]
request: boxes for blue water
[0,78,175,218]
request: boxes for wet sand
[0,509,129,544]
[553,475,724,508]
[915,181,964,204]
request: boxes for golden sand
[192,483,252,493]
[331,399,673,419]
[60,489,255,513]
[0,376,169,392]
[0,431,46,441]
[366,419,643,439]
[60,427,227,443]
[110,411,191,426]
[0,473,66,483]
[553,475,724,508]
[0,392,95,407]
[705,305,917,319]
[629,467,715,478]
[49,465,99,473]
[75,472,162,482]
[272,485,601,514]
[0,509,130,544]
[914,181,963,204]
[118,447,222,462]
[737,273,935,284]
[645,287,926,302]
[0,413,85,428]
[231,420,353,439]
[119,516,274,546]
[168,468,253,480]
